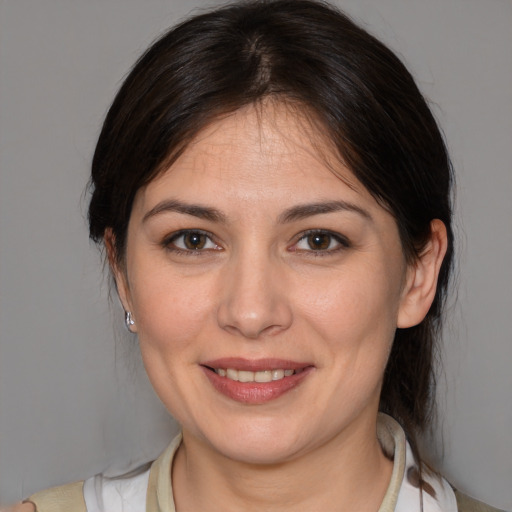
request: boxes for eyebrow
[143,199,372,224]
[278,200,373,223]
[143,199,227,223]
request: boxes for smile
[201,359,313,404]
[214,368,302,382]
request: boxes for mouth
[201,358,314,404]
[209,367,303,382]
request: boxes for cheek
[128,269,219,419]
[296,262,402,344]
[128,264,216,353]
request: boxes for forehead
[185,102,332,166]
[140,101,371,206]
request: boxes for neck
[172,415,393,512]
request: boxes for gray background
[1,0,511,509]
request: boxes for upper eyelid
[163,229,219,248]
[294,229,350,246]
[166,228,214,239]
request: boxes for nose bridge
[217,243,292,339]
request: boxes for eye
[164,230,220,253]
[293,230,349,253]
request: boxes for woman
[8,0,505,511]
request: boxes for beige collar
[376,414,407,512]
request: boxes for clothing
[25,414,505,512]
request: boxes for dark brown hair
[89,0,454,468]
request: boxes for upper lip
[201,357,313,372]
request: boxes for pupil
[308,233,330,250]
[185,233,205,250]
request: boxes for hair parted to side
[88,0,454,471]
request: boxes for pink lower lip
[202,366,313,404]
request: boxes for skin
[8,101,445,512]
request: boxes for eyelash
[291,229,350,256]
[162,229,350,256]
[162,229,220,255]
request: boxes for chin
[216,438,303,465]
[197,417,312,465]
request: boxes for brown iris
[183,232,208,250]
[307,233,331,250]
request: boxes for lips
[201,358,313,404]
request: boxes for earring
[124,311,136,333]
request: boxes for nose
[216,250,293,339]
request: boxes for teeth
[255,370,272,383]
[272,369,284,380]
[214,368,300,382]
[238,370,253,383]
[226,368,238,381]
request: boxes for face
[116,103,415,464]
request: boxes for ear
[104,229,137,332]
[397,219,448,328]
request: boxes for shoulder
[9,435,181,512]
[17,481,86,512]
[454,489,508,512]
[21,466,151,512]
[16,463,151,512]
